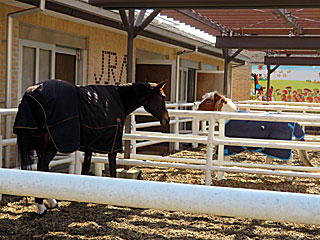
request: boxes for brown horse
[198,91,313,167]
[14,79,170,214]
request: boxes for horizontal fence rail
[236,100,320,107]
[0,168,319,225]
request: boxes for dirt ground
[0,147,319,240]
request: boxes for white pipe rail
[236,104,320,113]
[92,157,320,179]
[0,168,319,225]
[236,100,320,107]
[2,106,320,184]
[121,109,320,184]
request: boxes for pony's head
[198,91,237,112]
[143,81,170,126]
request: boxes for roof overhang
[11,0,246,64]
[88,0,320,9]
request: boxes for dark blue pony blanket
[224,120,305,161]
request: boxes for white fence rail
[0,168,320,225]
[236,100,320,107]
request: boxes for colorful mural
[251,65,320,102]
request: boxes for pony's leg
[256,156,273,179]
[81,151,92,175]
[108,153,117,178]
[298,139,313,167]
[265,156,273,165]
[34,140,57,215]
[286,157,293,182]
[298,150,313,167]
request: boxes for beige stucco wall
[232,63,252,101]
[2,3,250,107]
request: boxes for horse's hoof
[46,199,58,209]
[35,203,47,215]
[137,172,143,180]
[36,209,47,216]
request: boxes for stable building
[1,0,253,166]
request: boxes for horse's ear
[156,81,166,89]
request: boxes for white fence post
[74,151,82,175]
[192,118,199,148]
[131,113,137,154]
[192,104,199,148]
[174,105,179,150]
[217,119,226,181]
[201,120,207,133]
[205,116,215,185]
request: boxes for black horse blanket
[223,119,305,160]
[13,80,125,154]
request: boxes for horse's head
[198,91,237,112]
[143,81,170,126]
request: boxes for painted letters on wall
[94,50,127,85]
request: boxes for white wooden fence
[1,105,320,225]
[1,105,320,186]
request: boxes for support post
[266,65,279,102]
[120,9,161,160]
[124,9,135,161]
[222,48,243,97]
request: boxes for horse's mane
[117,82,153,98]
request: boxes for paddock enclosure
[3,0,320,239]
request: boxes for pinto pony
[14,79,170,215]
[198,91,313,167]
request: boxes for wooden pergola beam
[216,36,320,49]
[264,56,320,66]
[275,9,304,35]
[177,9,232,34]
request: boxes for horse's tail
[16,130,33,170]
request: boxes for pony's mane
[202,91,222,100]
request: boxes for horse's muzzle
[161,112,170,126]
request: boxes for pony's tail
[16,130,33,170]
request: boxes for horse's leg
[298,139,313,167]
[108,152,117,178]
[81,151,92,175]
[34,139,57,215]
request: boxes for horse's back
[77,84,125,153]
[14,79,80,153]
